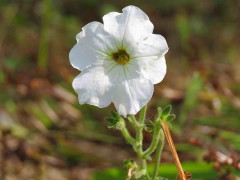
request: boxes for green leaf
[161,105,172,118]
[104,117,119,128]
[157,107,163,115]
[166,122,173,129]
[166,114,176,122]
[110,111,118,118]
[179,72,203,126]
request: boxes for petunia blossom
[69,5,168,117]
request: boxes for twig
[161,121,187,180]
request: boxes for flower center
[112,50,130,65]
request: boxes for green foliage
[100,3,118,16]
[157,105,176,126]
[111,110,119,119]
[37,0,54,71]
[105,117,119,128]
[184,73,203,109]
[92,162,218,180]
[176,13,190,49]
[57,140,83,166]
[179,72,203,126]
[166,114,176,122]
[105,111,121,129]
[144,120,154,133]
[157,107,163,116]
[25,102,53,128]
[161,105,172,118]
[220,131,240,151]
[196,116,240,131]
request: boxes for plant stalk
[151,130,165,180]
[161,121,186,180]
[142,119,162,157]
[119,118,135,146]
[136,106,150,179]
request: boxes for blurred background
[0,0,240,179]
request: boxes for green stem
[142,119,162,157]
[136,106,147,153]
[128,115,138,126]
[119,118,135,146]
[136,106,150,179]
[123,106,151,179]
[136,125,143,154]
[151,130,165,180]
[38,0,52,71]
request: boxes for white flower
[69,5,168,117]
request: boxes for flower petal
[129,34,169,58]
[106,64,140,84]
[69,22,117,71]
[72,63,113,108]
[103,5,154,48]
[129,56,167,84]
[111,78,154,117]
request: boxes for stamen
[112,50,130,65]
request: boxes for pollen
[112,50,130,65]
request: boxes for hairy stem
[119,118,135,146]
[128,115,138,126]
[136,106,150,179]
[142,119,162,157]
[151,130,165,180]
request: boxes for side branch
[142,120,162,157]
[119,118,136,146]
